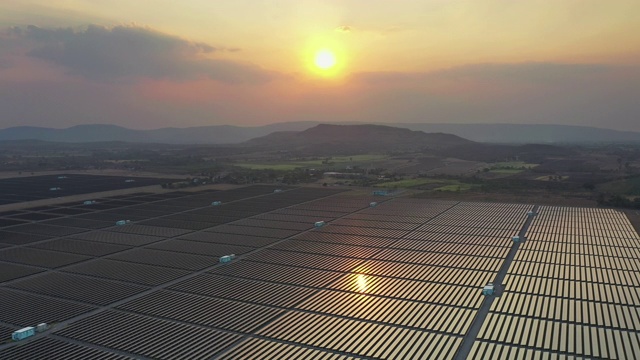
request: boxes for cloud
[4,24,274,83]
[352,62,611,85]
[0,58,11,70]
[335,25,353,33]
[347,62,640,130]
[382,26,402,34]
[437,62,609,82]
[333,25,404,35]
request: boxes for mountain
[242,124,473,153]
[441,143,576,162]
[0,124,147,143]
[1,122,639,144]
[396,123,640,144]
[0,122,321,144]
[241,124,576,161]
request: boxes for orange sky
[0,0,639,130]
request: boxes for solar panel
[0,186,638,359]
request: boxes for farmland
[232,154,390,170]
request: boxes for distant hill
[0,122,320,144]
[396,123,640,144]
[0,124,576,162]
[242,124,575,161]
[1,122,639,144]
[242,124,473,153]
[440,143,576,163]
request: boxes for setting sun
[314,49,337,70]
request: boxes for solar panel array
[471,206,640,359]
[0,184,639,359]
[0,174,174,205]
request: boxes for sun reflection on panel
[356,273,368,293]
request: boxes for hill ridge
[1,122,639,144]
[241,123,473,153]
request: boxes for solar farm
[0,174,173,205]
[0,183,639,359]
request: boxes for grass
[491,161,538,169]
[484,161,538,176]
[231,154,390,171]
[374,178,443,188]
[434,183,477,192]
[535,175,570,181]
[375,178,479,192]
[232,163,301,170]
[329,154,389,162]
[489,169,525,174]
[598,177,640,196]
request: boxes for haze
[1,0,639,131]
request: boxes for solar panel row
[473,206,640,359]
[0,185,353,358]
[1,185,639,359]
[211,199,528,359]
[0,174,173,205]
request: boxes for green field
[535,175,570,181]
[374,178,443,188]
[490,168,525,174]
[375,178,478,192]
[434,183,477,192]
[327,154,389,162]
[232,154,389,171]
[486,161,538,175]
[598,177,640,196]
[491,161,538,169]
[232,163,301,170]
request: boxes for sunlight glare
[356,274,368,293]
[314,49,337,70]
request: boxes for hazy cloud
[335,25,353,33]
[1,34,638,132]
[437,62,609,82]
[0,59,11,70]
[352,62,611,85]
[7,26,23,36]
[5,25,274,83]
[347,62,640,131]
[382,26,402,33]
[334,25,404,35]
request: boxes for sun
[314,49,337,70]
